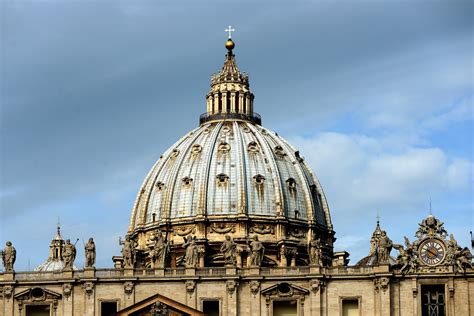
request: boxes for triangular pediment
[117,292,205,316]
[14,287,61,301]
[261,282,309,297]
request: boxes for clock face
[419,239,445,266]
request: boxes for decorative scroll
[174,225,196,237]
[250,224,274,235]
[210,223,236,234]
[287,227,306,238]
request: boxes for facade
[1,36,473,316]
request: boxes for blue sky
[1,0,472,270]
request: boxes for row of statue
[62,238,96,270]
[0,238,96,272]
[120,232,324,269]
[369,230,393,265]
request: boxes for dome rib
[130,122,332,229]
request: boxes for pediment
[261,282,309,298]
[14,287,61,302]
[117,292,205,316]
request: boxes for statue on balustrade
[447,234,473,273]
[183,235,198,267]
[148,229,170,268]
[1,241,16,272]
[249,235,265,267]
[120,234,136,268]
[377,231,393,264]
[308,235,322,266]
[220,235,237,266]
[84,237,96,268]
[63,239,77,270]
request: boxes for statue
[63,239,77,270]
[183,235,198,267]
[120,234,136,268]
[84,238,96,268]
[447,234,473,273]
[377,231,393,264]
[249,235,265,267]
[148,230,170,268]
[394,236,418,274]
[220,235,237,266]
[1,241,16,272]
[308,235,322,266]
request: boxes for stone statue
[220,235,237,266]
[84,238,96,268]
[377,231,393,264]
[63,239,77,270]
[249,235,265,267]
[1,241,16,272]
[148,230,169,268]
[120,234,136,268]
[183,235,198,267]
[308,236,322,266]
[447,234,473,273]
[394,236,417,274]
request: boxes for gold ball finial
[225,38,235,50]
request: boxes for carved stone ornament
[226,280,238,297]
[150,301,169,316]
[124,281,134,296]
[250,224,274,235]
[3,285,13,300]
[83,282,94,298]
[374,277,390,293]
[62,283,72,298]
[174,225,196,237]
[309,279,324,294]
[249,281,260,297]
[288,227,306,239]
[210,222,236,234]
[415,215,447,239]
[185,280,196,295]
[218,142,231,153]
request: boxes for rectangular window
[101,301,118,316]
[26,305,50,316]
[421,285,446,316]
[342,299,359,316]
[273,300,297,316]
[203,300,220,316]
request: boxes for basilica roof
[129,36,332,233]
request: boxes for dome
[130,121,331,229]
[125,37,334,269]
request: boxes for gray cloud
[1,0,472,267]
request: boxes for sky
[0,0,472,270]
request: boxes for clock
[419,239,446,266]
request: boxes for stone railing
[1,265,378,281]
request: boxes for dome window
[286,178,297,194]
[156,182,165,191]
[191,144,202,155]
[170,149,180,158]
[274,146,286,159]
[218,142,231,153]
[182,177,193,188]
[248,141,259,153]
[216,173,229,187]
[253,174,265,185]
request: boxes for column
[230,92,236,113]
[222,92,228,113]
[225,280,238,316]
[245,95,251,115]
[238,93,244,114]
[214,94,219,113]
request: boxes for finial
[225,25,235,51]
[376,211,380,224]
[57,217,61,236]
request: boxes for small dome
[129,121,331,229]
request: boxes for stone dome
[130,121,332,229]
[125,38,334,268]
